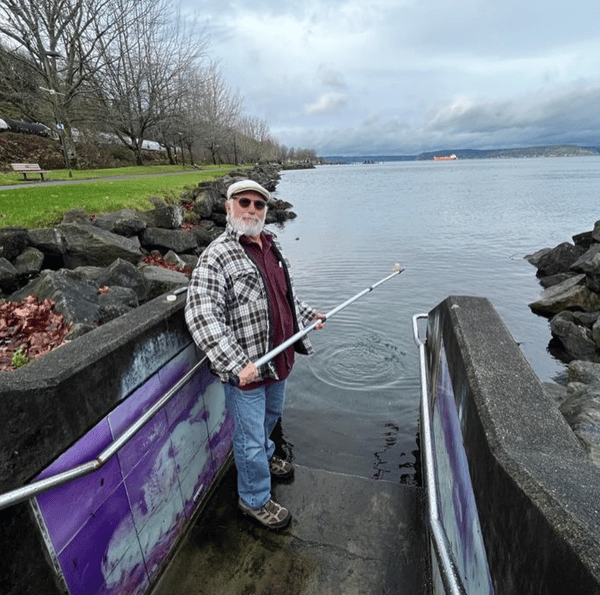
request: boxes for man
[185,179,324,530]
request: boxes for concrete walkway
[151,464,431,595]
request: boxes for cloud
[317,63,346,89]
[275,80,600,155]
[304,92,348,115]
[428,84,600,135]
[181,0,600,155]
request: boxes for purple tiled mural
[430,341,494,594]
[33,344,232,595]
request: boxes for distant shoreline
[323,144,600,163]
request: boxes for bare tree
[90,0,207,165]
[194,62,242,165]
[0,0,119,166]
[0,1,313,168]
[0,42,43,120]
[236,115,278,163]
[149,65,207,167]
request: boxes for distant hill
[323,145,600,163]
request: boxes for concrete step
[151,464,431,595]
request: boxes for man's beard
[227,211,266,237]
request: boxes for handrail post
[412,314,467,595]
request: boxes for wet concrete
[151,463,431,595]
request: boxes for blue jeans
[223,380,286,509]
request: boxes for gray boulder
[0,228,28,261]
[67,322,97,340]
[211,212,227,227]
[138,264,189,300]
[192,221,221,246]
[163,250,188,269]
[571,243,600,272]
[97,258,149,302]
[9,265,144,331]
[533,242,586,277]
[0,257,19,293]
[525,247,551,267]
[28,227,67,256]
[140,205,184,229]
[560,363,600,466]
[592,220,600,243]
[569,360,600,385]
[141,227,198,253]
[94,209,147,237]
[550,311,598,358]
[192,187,222,218]
[72,265,105,283]
[97,286,138,323]
[10,269,103,326]
[560,387,600,465]
[572,311,600,328]
[14,247,45,280]
[539,272,578,288]
[573,230,595,249]
[266,208,297,223]
[529,274,600,316]
[571,244,600,293]
[59,223,142,268]
[593,318,600,347]
[176,254,199,270]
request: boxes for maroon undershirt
[239,233,295,390]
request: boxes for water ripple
[307,330,407,391]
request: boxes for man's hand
[238,361,258,387]
[314,312,326,330]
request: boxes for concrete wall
[427,296,600,594]
[0,291,232,595]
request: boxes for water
[268,157,600,483]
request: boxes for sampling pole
[231,263,405,384]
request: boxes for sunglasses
[235,197,267,211]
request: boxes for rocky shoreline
[527,219,600,465]
[0,164,290,370]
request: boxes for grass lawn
[0,164,249,228]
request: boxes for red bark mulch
[1,259,191,372]
[0,296,71,372]
[142,254,192,275]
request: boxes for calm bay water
[268,157,600,483]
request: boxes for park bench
[11,163,49,181]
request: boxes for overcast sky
[181,0,600,156]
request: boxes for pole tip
[392,262,403,272]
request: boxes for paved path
[0,168,223,191]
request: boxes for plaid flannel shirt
[184,224,317,383]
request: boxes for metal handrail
[413,314,467,595]
[0,355,208,511]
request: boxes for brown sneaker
[238,498,292,530]
[269,455,294,479]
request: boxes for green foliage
[11,345,29,369]
[0,165,243,228]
